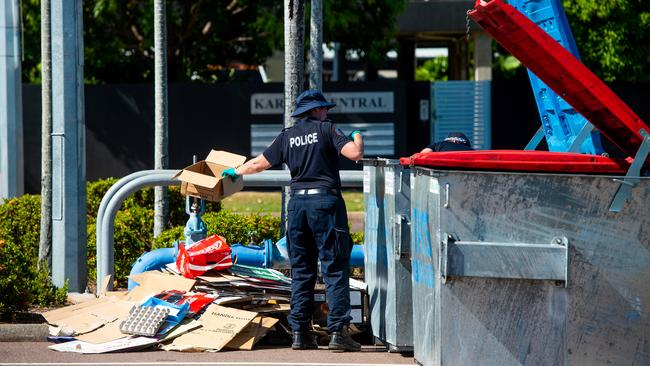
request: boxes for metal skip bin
[363,159,413,352]
[407,164,650,366]
[400,1,650,364]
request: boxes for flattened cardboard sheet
[43,297,134,335]
[75,320,125,344]
[166,304,256,352]
[225,315,279,350]
[225,316,262,350]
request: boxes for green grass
[221,190,364,214]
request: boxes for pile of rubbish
[44,235,367,354]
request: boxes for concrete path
[0,342,415,365]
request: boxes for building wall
[22,78,650,193]
[22,81,429,193]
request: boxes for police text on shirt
[290,133,319,148]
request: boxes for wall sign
[251,92,394,115]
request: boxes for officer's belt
[291,188,340,196]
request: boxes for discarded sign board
[164,304,257,352]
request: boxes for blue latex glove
[221,167,239,182]
[349,129,363,140]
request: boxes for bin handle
[395,216,402,257]
[444,183,450,208]
[398,171,403,193]
[440,234,569,286]
[394,214,410,258]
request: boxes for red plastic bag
[176,234,233,279]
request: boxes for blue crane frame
[509,0,604,154]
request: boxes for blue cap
[291,90,336,117]
[444,132,472,147]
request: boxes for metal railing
[96,169,363,292]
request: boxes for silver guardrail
[96,169,363,292]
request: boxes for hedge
[1,178,363,316]
[0,180,280,315]
[0,195,67,318]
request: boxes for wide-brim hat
[290,90,336,117]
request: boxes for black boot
[292,331,319,350]
[328,327,361,352]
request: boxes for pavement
[0,321,415,365]
[0,308,415,365]
[0,322,415,365]
[0,342,415,365]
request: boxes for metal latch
[394,214,410,258]
[609,129,650,212]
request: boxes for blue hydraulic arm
[508,0,603,154]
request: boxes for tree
[492,1,650,83]
[322,0,408,80]
[153,0,169,238]
[38,0,52,271]
[562,0,650,82]
[20,0,407,84]
[415,57,448,82]
[20,0,284,83]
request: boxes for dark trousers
[286,191,353,332]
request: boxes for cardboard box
[173,150,246,202]
[313,288,367,326]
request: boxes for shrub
[86,179,221,228]
[204,210,281,245]
[86,178,116,221]
[2,181,361,312]
[350,231,364,245]
[151,226,184,250]
[0,195,67,317]
[86,179,221,288]
[153,210,281,249]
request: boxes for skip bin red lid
[469,0,650,159]
[400,150,631,175]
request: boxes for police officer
[221,90,364,352]
[420,131,473,153]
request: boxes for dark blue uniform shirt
[263,117,350,190]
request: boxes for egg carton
[119,305,170,337]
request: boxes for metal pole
[0,0,24,201]
[282,0,305,236]
[51,0,86,292]
[309,0,323,91]
[474,32,493,81]
[153,0,169,238]
[331,42,340,82]
[39,0,52,270]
